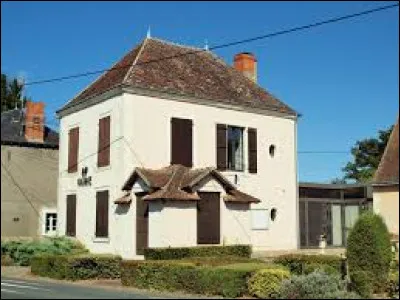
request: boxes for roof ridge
[123,37,149,84]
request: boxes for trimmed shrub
[1,254,14,266]
[276,271,360,299]
[31,254,121,280]
[179,256,263,267]
[273,254,342,275]
[248,268,290,298]
[144,245,251,260]
[349,271,373,298]
[386,270,399,299]
[121,260,256,298]
[346,212,392,292]
[1,237,87,266]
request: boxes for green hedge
[248,268,291,298]
[144,245,251,260]
[31,254,121,280]
[349,271,373,298]
[273,254,343,275]
[1,254,14,266]
[121,260,256,298]
[346,212,392,292]
[386,270,399,299]
[1,237,87,266]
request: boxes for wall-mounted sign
[77,166,92,186]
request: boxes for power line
[23,3,398,87]
[1,160,43,223]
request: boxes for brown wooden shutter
[66,194,76,237]
[98,116,110,167]
[216,124,227,170]
[171,118,192,167]
[96,191,109,237]
[68,127,79,173]
[248,128,257,173]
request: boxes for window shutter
[248,128,257,173]
[68,128,79,173]
[98,116,110,167]
[171,118,193,167]
[96,191,109,237]
[66,194,76,237]
[216,124,227,170]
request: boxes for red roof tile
[374,117,399,185]
[61,38,296,115]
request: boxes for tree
[342,125,394,183]
[1,73,30,113]
[346,212,392,293]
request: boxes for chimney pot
[234,52,257,83]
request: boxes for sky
[1,1,399,183]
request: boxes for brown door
[66,194,76,237]
[197,192,220,244]
[136,194,149,254]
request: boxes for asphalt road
[0,277,170,299]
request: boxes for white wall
[123,93,298,251]
[58,95,139,258]
[148,201,197,248]
[58,90,298,258]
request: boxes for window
[98,116,111,167]
[68,127,79,173]
[269,145,276,157]
[96,190,109,238]
[42,210,57,236]
[271,208,277,221]
[251,209,269,230]
[66,195,76,237]
[171,117,193,167]
[227,126,244,171]
[216,124,256,172]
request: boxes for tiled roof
[61,38,296,116]
[1,109,59,148]
[373,117,399,185]
[120,164,260,203]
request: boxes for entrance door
[197,192,220,244]
[136,194,148,255]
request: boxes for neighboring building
[299,182,372,248]
[372,117,399,238]
[1,101,59,238]
[56,37,299,259]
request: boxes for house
[1,101,59,238]
[299,182,372,249]
[372,117,399,239]
[56,37,299,259]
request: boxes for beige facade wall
[1,145,58,237]
[373,186,399,235]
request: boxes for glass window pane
[227,126,243,171]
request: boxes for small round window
[271,208,277,221]
[269,145,276,157]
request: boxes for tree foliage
[342,125,394,182]
[1,73,31,113]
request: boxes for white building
[56,37,299,259]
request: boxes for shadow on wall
[115,205,129,215]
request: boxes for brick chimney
[24,101,45,143]
[234,52,257,83]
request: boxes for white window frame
[251,208,269,230]
[42,208,58,236]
